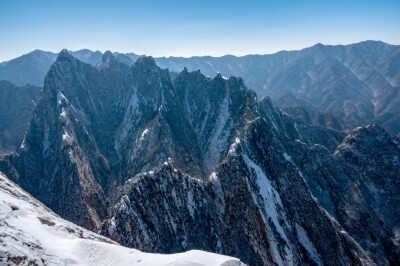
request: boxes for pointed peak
[96,51,119,70]
[58,49,71,56]
[309,43,326,52]
[57,49,73,60]
[214,72,225,81]
[102,50,115,63]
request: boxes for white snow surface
[282,152,292,162]
[295,223,323,266]
[243,155,293,266]
[0,172,244,266]
[204,91,232,172]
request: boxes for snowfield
[0,172,244,266]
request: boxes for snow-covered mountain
[1,50,399,265]
[0,172,244,265]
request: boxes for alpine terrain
[1,41,399,138]
[0,49,399,265]
[0,172,244,265]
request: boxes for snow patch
[209,172,218,180]
[62,130,73,146]
[57,92,68,106]
[139,128,149,142]
[0,172,243,266]
[283,152,292,162]
[295,224,323,265]
[293,123,299,134]
[20,138,27,149]
[187,189,195,219]
[228,138,241,154]
[243,155,293,266]
[204,91,232,172]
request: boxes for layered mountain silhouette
[1,41,399,138]
[1,50,399,265]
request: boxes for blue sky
[0,0,399,61]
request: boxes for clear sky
[0,0,399,62]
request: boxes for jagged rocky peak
[102,89,400,264]
[0,51,212,229]
[338,124,397,148]
[103,115,376,265]
[58,48,72,59]
[52,49,82,70]
[96,50,117,69]
[2,45,400,265]
[291,124,400,264]
[172,68,254,174]
[334,124,400,167]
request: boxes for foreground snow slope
[0,172,244,266]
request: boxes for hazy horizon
[1,0,399,62]
[2,39,399,64]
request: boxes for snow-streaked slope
[0,172,243,266]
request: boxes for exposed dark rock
[0,80,42,155]
[1,50,399,265]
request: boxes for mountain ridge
[0,171,245,266]
[1,40,399,137]
[1,48,399,265]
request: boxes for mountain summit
[1,51,399,265]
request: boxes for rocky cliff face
[1,51,399,265]
[289,125,400,264]
[0,51,259,229]
[102,116,380,265]
[158,41,400,134]
[101,91,399,265]
[0,80,42,155]
[2,41,400,135]
[0,171,245,266]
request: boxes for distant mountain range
[1,41,400,137]
[1,49,399,265]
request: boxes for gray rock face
[102,116,379,265]
[0,171,245,266]
[101,82,399,265]
[1,50,399,265]
[290,125,400,264]
[2,41,399,135]
[0,80,42,155]
[157,41,400,132]
[0,51,255,229]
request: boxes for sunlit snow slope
[0,172,244,266]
